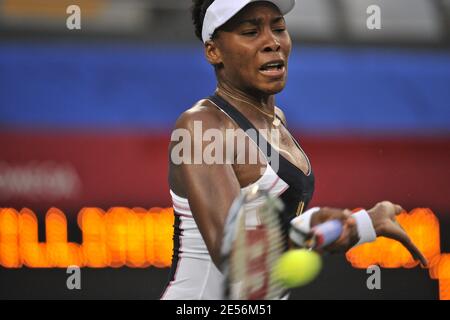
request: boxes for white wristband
[353,209,377,246]
[289,207,320,246]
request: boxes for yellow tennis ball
[273,249,322,288]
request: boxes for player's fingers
[324,220,355,252]
[401,237,428,267]
[393,204,404,216]
[331,210,352,223]
[345,216,356,227]
[313,208,351,226]
[386,224,428,267]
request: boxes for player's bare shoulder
[168,99,238,197]
[173,99,235,133]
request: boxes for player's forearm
[290,207,375,252]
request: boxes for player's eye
[242,30,258,36]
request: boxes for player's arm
[291,203,428,266]
[170,107,240,268]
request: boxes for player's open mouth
[259,60,286,78]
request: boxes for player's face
[215,2,292,95]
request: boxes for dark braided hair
[191,0,217,42]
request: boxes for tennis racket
[220,186,344,300]
[220,185,286,300]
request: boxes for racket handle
[307,219,343,249]
[290,219,343,249]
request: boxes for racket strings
[228,192,286,299]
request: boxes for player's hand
[368,201,428,267]
[310,207,359,253]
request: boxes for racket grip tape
[290,219,343,249]
[309,219,343,249]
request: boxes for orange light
[0,207,174,268]
[441,280,450,301]
[19,208,47,268]
[78,208,109,268]
[126,208,148,268]
[46,208,84,268]
[105,208,129,268]
[430,254,450,300]
[150,208,174,268]
[0,208,20,268]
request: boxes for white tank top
[161,164,289,300]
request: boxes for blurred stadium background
[0,0,449,299]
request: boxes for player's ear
[205,40,223,67]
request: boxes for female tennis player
[161,0,427,300]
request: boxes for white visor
[201,0,296,43]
